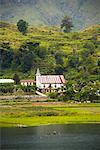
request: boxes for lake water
[1,124,100,150]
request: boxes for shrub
[0,83,14,93]
[14,88,24,96]
[49,92,58,99]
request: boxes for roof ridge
[41,75,63,76]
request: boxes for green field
[0,100,100,127]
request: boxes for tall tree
[61,16,73,33]
[17,19,28,35]
[13,73,20,84]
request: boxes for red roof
[38,75,65,84]
[20,80,36,83]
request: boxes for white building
[36,69,65,92]
[0,79,14,84]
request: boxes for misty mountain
[0,0,100,29]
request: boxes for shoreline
[0,115,100,127]
[0,101,100,127]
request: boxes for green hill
[0,21,99,80]
[0,0,100,30]
[0,21,100,101]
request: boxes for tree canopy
[13,73,20,84]
[61,16,73,33]
[17,19,28,35]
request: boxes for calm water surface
[1,124,100,150]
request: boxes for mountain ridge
[0,0,100,30]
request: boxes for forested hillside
[0,21,100,101]
[0,0,100,30]
[0,21,99,78]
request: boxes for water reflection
[1,124,100,150]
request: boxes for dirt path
[32,102,67,106]
[0,95,48,101]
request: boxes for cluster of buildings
[0,69,65,93]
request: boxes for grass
[0,22,99,50]
[0,100,100,127]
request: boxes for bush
[14,88,24,96]
[0,83,14,93]
[49,92,58,99]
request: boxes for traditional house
[36,69,65,92]
[20,80,36,86]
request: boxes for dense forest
[0,22,100,101]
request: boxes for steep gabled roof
[38,75,65,84]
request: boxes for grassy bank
[0,100,100,127]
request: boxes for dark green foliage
[63,81,76,101]
[83,41,95,56]
[18,42,56,73]
[0,43,13,69]
[49,92,58,99]
[21,53,33,72]
[98,59,100,66]
[35,46,47,58]
[79,81,100,102]
[68,54,80,68]
[0,41,55,74]
[17,19,28,35]
[55,65,64,74]
[12,52,21,68]
[55,51,64,64]
[13,73,20,84]
[0,83,14,93]
[58,80,100,102]
[21,85,36,94]
[61,16,73,33]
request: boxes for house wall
[39,83,64,89]
[36,76,41,88]
[21,82,34,86]
[21,82,27,86]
